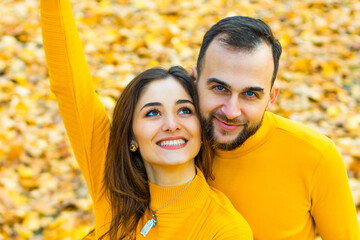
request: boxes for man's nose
[221,96,242,120]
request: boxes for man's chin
[214,136,238,146]
[212,135,243,151]
[213,141,243,151]
[211,124,260,151]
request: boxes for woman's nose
[162,114,181,132]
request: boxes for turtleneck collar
[215,111,276,159]
[148,168,209,213]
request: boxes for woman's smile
[157,137,188,149]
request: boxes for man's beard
[202,112,263,151]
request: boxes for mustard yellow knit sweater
[40,0,253,239]
[211,111,360,239]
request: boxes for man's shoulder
[206,186,246,220]
[206,187,253,234]
[267,112,333,148]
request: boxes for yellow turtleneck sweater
[210,111,360,240]
[137,169,252,239]
[40,0,253,239]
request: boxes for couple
[40,0,359,239]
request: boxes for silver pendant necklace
[140,174,196,237]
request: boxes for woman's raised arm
[40,0,110,201]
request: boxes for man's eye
[146,109,160,117]
[244,91,256,97]
[214,85,226,91]
[179,107,192,115]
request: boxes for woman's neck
[144,160,196,187]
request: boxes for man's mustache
[211,112,249,125]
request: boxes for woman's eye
[146,109,160,117]
[179,107,192,115]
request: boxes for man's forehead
[200,42,274,91]
[209,37,270,56]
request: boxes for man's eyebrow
[176,99,194,105]
[140,102,161,110]
[242,86,264,94]
[206,78,232,89]
[207,78,265,94]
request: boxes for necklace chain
[141,174,196,237]
[149,174,196,215]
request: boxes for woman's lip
[157,136,186,142]
[214,118,241,131]
[158,142,187,150]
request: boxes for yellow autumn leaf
[326,105,341,118]
[18,165,34,179]
[2,0,360,239]
[17,226,34,239]
[294,58,312,72]
[22,212,41,231]
[7,143,24,161]
[346,115,359,132]
[9,190,28,205]
[280,32,292,47]
[322,61,337,78]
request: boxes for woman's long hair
[101,66,213,239]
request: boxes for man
[193,16,360,239]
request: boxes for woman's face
[132,77,201,167]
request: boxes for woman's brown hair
[101,66,213,239]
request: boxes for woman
[40,0,252,239]
[102,66,252,239]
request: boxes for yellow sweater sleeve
[40,0,110,201]
[311,141,360,240]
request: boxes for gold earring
[129,144,137,152]
[129,141,138,152]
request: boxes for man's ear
[266,83,279,110]
[190,66,198,82]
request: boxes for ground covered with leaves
[1,0,359,239]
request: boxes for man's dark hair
[196,16,282,87]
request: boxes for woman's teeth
[159,139,185,146]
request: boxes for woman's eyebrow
[140,99,194,111]
[176,99,194,105]
[140,102,161,110]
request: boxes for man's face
[196,40,279,151]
